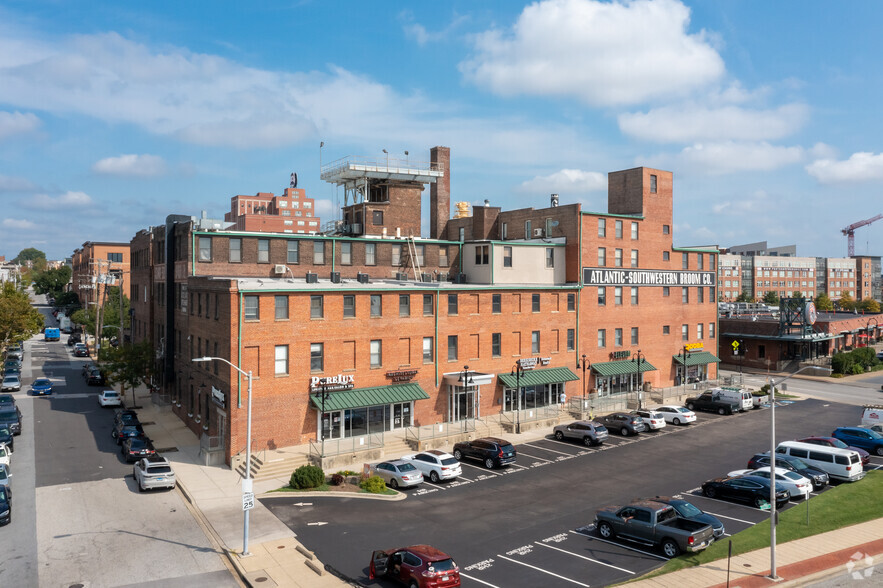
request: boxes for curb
[260,489,407,501]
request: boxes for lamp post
[767,365,831,580]
[576,354,590,413]
[678,346,692,398]
[631,350,645,410]
[458,366,473,422]
[404,150,409,167]
[510,362,525,434]
[382,148,389,169]
[317,378,331,459]
[192,356,253,557]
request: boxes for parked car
[112,422,144,445]
[0,486,9,525]
[796,436,870,466]
[400,450,463,483]
[74,344,90,358]
[632,409,666,430]
[0,406,21,435]
[67,333,82,346]
[728,467,811,499]
[860,423,883,434]
[113,409,140,427]
[452,437,517,469]
[0,443,10,468]
[0,464,10,493]
[4,350,23,362]
[701,474,790,509]
[30,377,53,396]
[0,394,14,408]
[121,436,156,463]
[133,456,176,492]
[1,375,20,392]
[371,460,424,489]
[86,368,105,386]
[98,390,122,407]
[649,496,725,539]
[369,545,460,588]
[831,427,883,456]
[1,363,21,376]
[656,405,697,425]
[552,420,609,446]
[685,391,740,415]
[597,412,646,436]
[594,499,715,557]
[0,426,14,452]
[747,452,829,490]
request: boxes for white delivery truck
[711,386,754,412]
[860,405,883,427]
[59,316,72,333]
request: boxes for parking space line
[497,554,591,587]
[517,452,553,463]
[701,511,757,525]
[522,442,579,456]
[569,530,669,561]
[546,437,594,451]
[686,493,778,512]
[535,541,635,574]
[459,572,502,587]
[459,462,503,475]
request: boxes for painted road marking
[523,442,579,456]
[701,511,757,525]
[459,572,502,587]
[497,554,591,587]
[516,452,553,463]
[570,529,669,561]
[535,541,635,574]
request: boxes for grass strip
[269,483,397,496]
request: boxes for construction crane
[842,214,883,256]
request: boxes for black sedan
[596,412,646,436]
[0,425,13,452]
[747,452,829,490]
[121,436,156,463]
[86,368,106,386]
[113,422,144,444]
[702,475,790,509]
[0,486,9,526]
[649,496,725,539]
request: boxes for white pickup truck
[399,450,462,483]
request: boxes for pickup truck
[594,499,715,557]
[685,391,740,415]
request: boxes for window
[682,324,688,341]
[631,287,638,304]
[597,287,606,306]
[525,220,532,238]
[365,243,376,266]
[310,343,323,372]
[423,337,433,363]
[598,329,606,348]
[614,287,622,305]
[370,295,382,317]
[475,245,489,265]
[615,328,623,346]
[448,294,458,315]
[372,210,383,226]
[631,327,639,345]
[391,244,402,267]
[287,240,299,263]
[310,295,324,318]
[416,245,425,266]
[503,246,513,267]
[399,295,410,317]
[244,296,259,320]
[341,242,352,265]
[631,250,638,268]
[615,220,623,239]
[492,293,501,314]
[682,252,689,269]
[598,247,606,266]
[275,345,288,375]
[108,252,123,263]
[614,249,622,267]
[663,325,670,335]
[598,218,606,237]
[501,222,508,239]
[697,288,704,303]
[257,239,269,263]
[458,227,465,242]
[531,331,540,353]
[567,329,575,351]
[532,293,540,312]
[229,238,242,262]
[697,254,704,270]
[439,246,448,267]
[447,335,458,361]
[567,293,575,311]
[663,224,670,235]
[650,174,657,193]
[492,333,501,357]
[198,237,212,262]
[546,247,554,268]
[631,222,639,240]
[663,251,670,261]
[423,294,433,316]
[275,295,288,319]
[545,218,553,236]
[697,324,704,340]
[314,241,325,264]
[343,295,355,318]
[710,323,716,339]
[370,340,382,367]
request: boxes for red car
[370,545,460,588]
[797,436,870,466]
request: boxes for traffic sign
[242,492,255,511]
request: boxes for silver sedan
[371,460,424,489]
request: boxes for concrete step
[235,452,311,481]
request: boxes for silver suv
[553,420,609,446]
[133,456,176,492]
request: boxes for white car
[98,390,122,407]
[656,405,697,425]
[0,442,10,467]
[728,466,811,499]
[400,450,463,483]
[633,409,666,430]
[1,375,20,392]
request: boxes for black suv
[452,437,516,469]
[747,452,829,490]
[0,406,22,436]
[86,367,106,386]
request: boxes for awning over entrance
[591,359,657,377]
[497,366,579,388]
[309,383,429,412]
[672,351,721,367]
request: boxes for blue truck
[44,327,61,341]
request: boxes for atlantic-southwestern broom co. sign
[582,268,717,287]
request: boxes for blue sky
[2,0,883,261]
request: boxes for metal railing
[321,156,444,178]
[500,404,560,426]
[308,432,385,459]
[404,419,476,443]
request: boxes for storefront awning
[591,359,657,377]
[672,351,721,367]
[497,366,579,388]
[309,383,429,412]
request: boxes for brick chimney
[430,146,450,239]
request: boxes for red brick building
[224,184,322,234]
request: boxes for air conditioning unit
[274,264,286,275]
[306,272,318,283]
[453,274,468,284]
[330,272,341,283]
[395,272,408,281]
[437,272,449,282]
[421,274,432,283]
[533,228,544,237]
[357,273,370,284]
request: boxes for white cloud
[517,169,607,195]
[0,110,40,139]
[1,218,37,230]
[0,174,37,192]
[651,141,804,175]
[25,190,94,210]
[402,13,470,46]
[459,0,725,106]
[806,152,883,184]
[92,154,168,177]
[618,103,808,143]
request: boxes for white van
[860,405,883,427]
[712,387,753,412]
[775,441,864,482]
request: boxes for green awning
[497,366,579,388]
[672,351,721,367]
[309,383,429,411]
[591,359,657,377]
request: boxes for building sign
[685,343,704,351]
[211,386,225,408]
[804,301,817,325]
[386,370,418,382]
[611,350,631,360]
[310,374,355,392]
[518,357,552,370]
[583,268,716,287]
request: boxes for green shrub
[360,475,387,493]
[335,470,358,477]
[851,363,865,375]
[751,389,768,397]
[290,464,325,489]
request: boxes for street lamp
[317,378,331,459]
[767,364,831,579]
[631,350,645,410]
[677,346,692,397]
[382,148,389,169]
[510,362,525,434]
[458,366,473,423]
[576,354,590,412]
[192,356,253,557]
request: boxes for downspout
[577,212,583,362]
[434,287,440,389]
[331,238,336,272]
[191,232,196,276]
[237,290,243,409]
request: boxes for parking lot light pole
[767,365,831,580]
[458,366,473,423]
[511,362,525,434]
[678,346,691,397]
[318,378,331,459]
[576,354,590,412]
[192,356,253,557]
[631,350,645,410]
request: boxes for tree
[32,266,72,298]
[102,340,154,406]
[790,291,805,300]
[70,307,97,334]
[98,286,130,338]
[859,297,881,313]
[762,291,780,305]
[13,247,46,265]
[838,293,856,311]
[736,291,752,302]
[0,282,45,349]
[815,292,834,311]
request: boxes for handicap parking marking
[496,554,592,587]
[569,529,669,561]
[535,540,635,575]
[459,571,502,587]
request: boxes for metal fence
[500,404,560,426]
[309,432,385,459]
[404,419,476,443]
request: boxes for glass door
[451,385,476,421]
[392,402,411,429]
[321,410,342,440]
